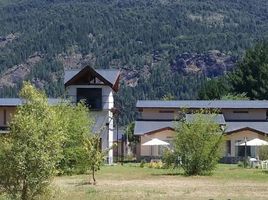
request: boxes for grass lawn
[53,164,268,200]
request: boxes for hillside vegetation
[0,0,267,123]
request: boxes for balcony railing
[0,126,9,133]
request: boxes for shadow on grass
[260,170,268,175]
[75,181,97,186]
[151,172,185,176]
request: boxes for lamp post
[244,137,247,168]
[111,107,120,162]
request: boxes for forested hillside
[0,0,267,123]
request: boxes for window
[3,109,6,125]
[235,140,251,157]
[226,140,231,156]
[233,110,248,114]
[159,110,174,113]
[77,88,102,110]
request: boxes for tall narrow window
[3,109,7,125]
[226,140,231,156]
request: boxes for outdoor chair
[249,157,260,168]
[260,160,268,169]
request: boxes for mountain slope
[0,0,267,123]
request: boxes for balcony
[0,126,9,133]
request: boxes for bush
[140,160,146,168]
[147,161,163,169]
[258,145,268,160]
[162,149,179,169]
[174,111,224,175]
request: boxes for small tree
[174,111,224,175]
[57,102,93,175]
[0,83,66,200]
[84,135,104,185]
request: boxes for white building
[0,66,120,165]
[64,66,120,164]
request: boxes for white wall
[65,85,113,110]
[66,84,115,164]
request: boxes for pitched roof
[134,121,175,135]
[64,66,120,92]
[137,100,268,109]
[185,114,226,124]
[0,98,63,107]
[0,98,22,106]
[134,120,268,136]
[225,122,268,134]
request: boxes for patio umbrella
[142,138,170,157]
[142,138,170,146]
[239,138,268,146]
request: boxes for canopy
[239,138,268,146]
[142,138,170,146]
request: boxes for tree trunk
[92,166,96,185]
[21,181,28,200]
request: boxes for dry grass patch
[52,164,268,200]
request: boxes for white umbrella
[142,138,170,146]
[239,138,268,146]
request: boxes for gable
[64,66,120,92]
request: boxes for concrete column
[108,110,113,164]
[108,91,114,165]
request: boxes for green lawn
[51,164,268,200]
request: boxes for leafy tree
[57,102,93,175]
[84,135,104,185]
[125,122,139,144]
[198,77,230,100]
[174,111,224,175]
[162,93,176,100]
[229,41,268,99]
[0,83,66,200]
[220,93,249,100]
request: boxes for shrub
[258,145,268,160]
[140,160,146,168]
[162,149,179,169]
[147,161,163,169]
[174,111,224,175]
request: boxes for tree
[174,111,224,175]
[220,93,249,100]
[229,41,268,99]
[162,93,176,101]
[57,102,93,175]
[198,77,230,100]
[84,135,104,185]
[125,122,139,144]
[0,83,66,200]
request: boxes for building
[134,100,268,163]
[0,66,120,164]
[0,98,61,133]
